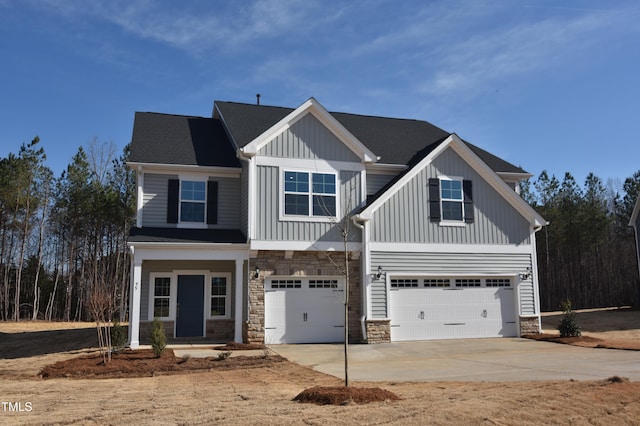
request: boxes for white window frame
[439,175,465,225]
[279,168,339,222]
[207,273,232,319]
[148,273,176,320]
[179,177,207,227]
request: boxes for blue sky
[1,0,639,191]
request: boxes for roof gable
[356,134,546,228]
[220,98,378,162]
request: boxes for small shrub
[111,319,127,354]
[217,351,232,361]
[557,299,581,337]
[150,317,167,357]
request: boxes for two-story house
[127,97,546,348]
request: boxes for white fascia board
[447,136,547,228]
[369,242,533,254]
[255,155,365,172]
[129,244,249,261]
[239,98,378,163]
[629,195,640,228]
[496,171,533,182]
[356,134,454,221]
[250,239,363,252]
[365,163,408,175]
[127,161,242,177]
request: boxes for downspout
[352,215,368,342]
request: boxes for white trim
[496,171,533,181]
[239,98,378,163]
[279,168,340,223]
[148,273,175,321]
[439,221,466,227]
[250,240,362,252]
[128,162,242,177]
[530,225,542,321]
[365,163,408,174]
[178,178,208,227]
[128,253,142,349]
[355,134,547,228]
[438,174,466,223]
[369,242,533,254]
[256,155,365,172]
[234,259,244,343]
[136,166,144,227]
[206,272,232,320]
[129,246,249,261]
[248,156,257,241]
[356,136,451,220]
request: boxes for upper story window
[167,178,218,226]
[283,171,336,217]
[428,177,474,224]
[440,178,464,221]
[180,180,206,222]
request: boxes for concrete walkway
[272,338,640,382]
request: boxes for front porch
[128,245,249,349]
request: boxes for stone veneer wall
[365,319,391,343]
[519,316,540,335]
[245,250,362,344]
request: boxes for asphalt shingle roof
[214,101,527,174]
[129,101,527,175]
[129,112,240,168]
[128,227,246,244]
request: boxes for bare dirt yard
[2,308,640,425]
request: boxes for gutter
[351,215,368,342]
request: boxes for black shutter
[167,179,179,224]
[428,178,441,222]
[463,180,474,223]
[207,181,218,225]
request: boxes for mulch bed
[39,349,284,379]
[293,386,400,405]
[211,342,266,351]
[523,333,640,350]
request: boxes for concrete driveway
[272,338,640,382]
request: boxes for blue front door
[176,275,205,337]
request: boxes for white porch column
[234,258,244,343]
[129,254,142,349]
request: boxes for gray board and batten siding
[255,166,363,242]
[257,113,361,162]
[370,148,532,245]
[368,252,536,319]
[142,173,241,229]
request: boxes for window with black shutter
[429,177,474,223]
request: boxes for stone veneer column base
[365,319,391,343]
[519,316,540,335]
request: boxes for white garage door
[264,277,345,344]
[390,277,517,341]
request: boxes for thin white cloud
[417,4,640,98]
[24,0,329,53]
